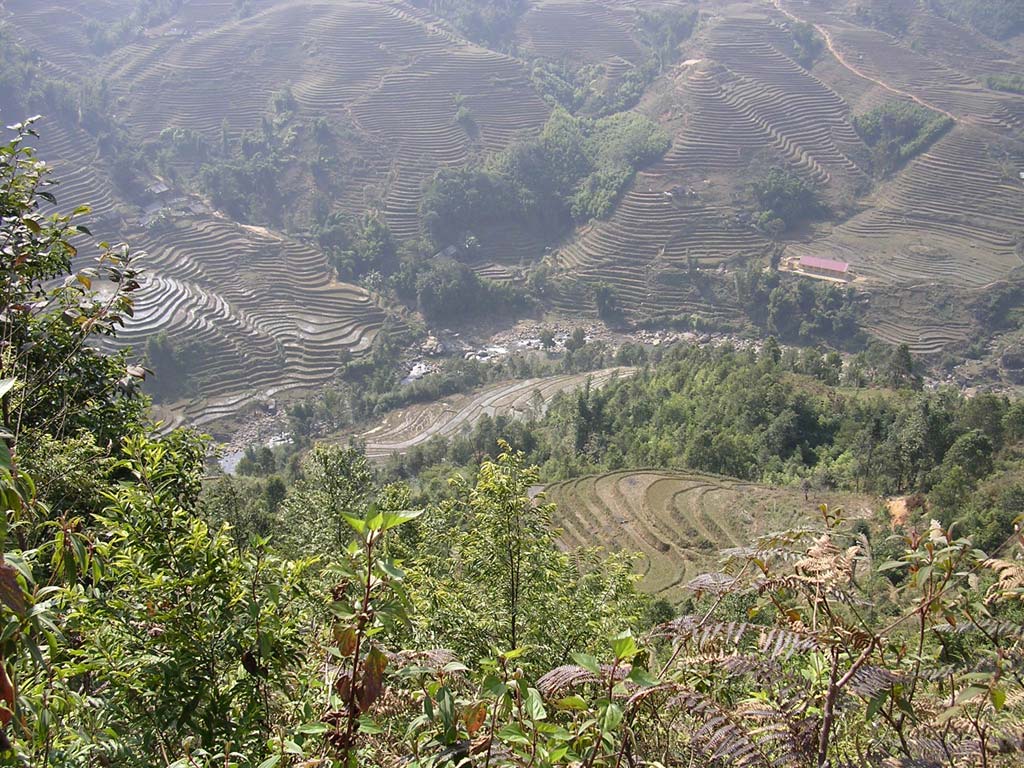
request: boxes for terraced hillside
[5,0,1024,421]
[1,0,550,421]
[785,126,1024,352]
[548,11,872,321]
[360,367,635,460]
[122,215,387,428]
[545,469,877,604]
[74,0,548,238]
[517,1,643,65]
[770,0,1024,353]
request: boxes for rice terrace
[545,469,877,603]
[6,0,1024,764]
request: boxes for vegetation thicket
[928,0,1024,40]
[421,108,670,246]
[2,123,1024,768]
[986,74,1024,95]
[852,102,954,176]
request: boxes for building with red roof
[798,256,850,279]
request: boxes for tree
[887,343,919,388]
[276,444,375,557]
[410,444,644,672]
[539,327,555,350]
[565,327,587,353]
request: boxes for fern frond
[629,683,772,767]
[984,558,1024,601]
[688,571,747,596]
[653,617,823,660]
[847,665,902,698]
[536,663,628,697]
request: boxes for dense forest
[3,120,1024,767]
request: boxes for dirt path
[769,0,959,123]
[887,496,910,529]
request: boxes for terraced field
[92,0,548,239]
[5,0,1024,417]
[121,215,387,427]
[2,0,549,422]
[544,469,878,604]
[548,11,871,321]
[786,127,1024,296]
[517,1,643,66]
[359,367,635,460]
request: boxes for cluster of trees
[408,0,527,48]
[5,126,1024,766]
[737,268,863,346]
[853,101,953,176]
[421,108,669,245]
[789,21,823,68]
[987,74,1024,94]
[314,211,398,282]
[928,0,1024,40]
[84,0,186,53]
[750,168,825,236]
[527,6,695,117]
[379,340,1024,557]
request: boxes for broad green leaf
[570,652,601,676]
[601,702,623,732]
[378,559,406,580]
[991,686,1006,712]
[956,685,988,705]
[865,690,889,722]
[342,515,366,535]
[381,508,424,531]
[497,723,530,745]
[359,714,384,734]
[610,630,638,662]
[554,695,588,711]
[877,560,907,572]
[525,688,547,721]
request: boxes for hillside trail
[769,0,960,123]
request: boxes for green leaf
[956,685,988,705]
[501,647,527,661]
[991,686,1006,712]
[342,515,366,535]
[296,723,328,735]
[626,667,659,687]
[256,757,281,768]
[381,508,424,531]
[497,723,530,745]
[570,652,601,676]
[610,630,638,662]
[359,714,384,735]
[378,559,406,580]
[601,702,623,732]
[23,217,40,234]
[525,688,547,721]
[482,673,507,697]
[554,695,588,711]
[877,560,907,572]
[865,689,889,721]
[0,379,16,400]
